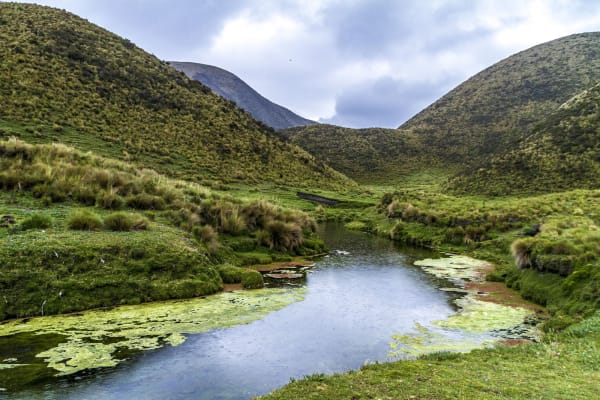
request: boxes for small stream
[2,224,525,399]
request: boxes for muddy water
[2,224,523,399]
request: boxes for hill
[170,61,316,130]
[449,83,600,194]
[286,32,600,184]
[401,32,600,165]
[281,124,430,183]
[0,3,352,190]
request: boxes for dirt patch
[466,281,546,314]
[223,284,243,292]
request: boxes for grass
[0,139,327,321]
[261,319,600,399]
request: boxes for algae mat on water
[389,255,537,358]
[0,288,306,376]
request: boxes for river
[1,224,528,399]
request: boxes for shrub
[67,209,103,230]
[217,264,244,283]
[20,213,52,230]
[104,212,149,231]
[240,269,264,289]
[266,220,303,251]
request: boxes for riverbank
[258,182,600,399]
[260,312,600,400]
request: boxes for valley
[1,2,599,399]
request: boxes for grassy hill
[401,32,600,165]
[449,83,600,194]
[170,61,316,130]
[281,124,432,183]
[0,3,353,190]
[286,33,600,185]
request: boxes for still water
[11,224,468,399]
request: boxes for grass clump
[20,213,52,230]
[217,264,244,284]
[67,209,103,230]
[216,265,264,289]
[192,225,219,255]
[240,269,264,289]
[104,212,149,231]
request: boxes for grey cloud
[322,77,453,129]
[31,0,245,59]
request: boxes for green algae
[390,255,538,358]
[413,255,490,283]
[434,297,533,333]
[388,322,494,358]
[0,288,306,375]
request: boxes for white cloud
[11,0,600,127]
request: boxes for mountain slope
[401,32,600,164]
[170,61,316,130]
[282,125,430,183]
[0,3,351,190]
[286,32,600,184]
[449,83,600,194]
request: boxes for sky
[12,0,600,128]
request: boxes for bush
[266,220,303,251]
[104,212,149,231]
[217,264,244,284]
[20,213,52,230]
[67,209,103,230]
[240,269,264,289]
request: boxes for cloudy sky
[14,0,600,128]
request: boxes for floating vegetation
[0,288,306,376]
[390,255,539,358]
[434,297,533,334]
[389,323,494,358]
[413,255,490,284]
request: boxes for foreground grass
[261,324,600,399]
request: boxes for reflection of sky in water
[16,224,478,400]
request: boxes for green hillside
[0,3,353,190]
[281,124,432,183]
[286,33,600,185]
[401,32,600,165]
[450,83,600,194]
